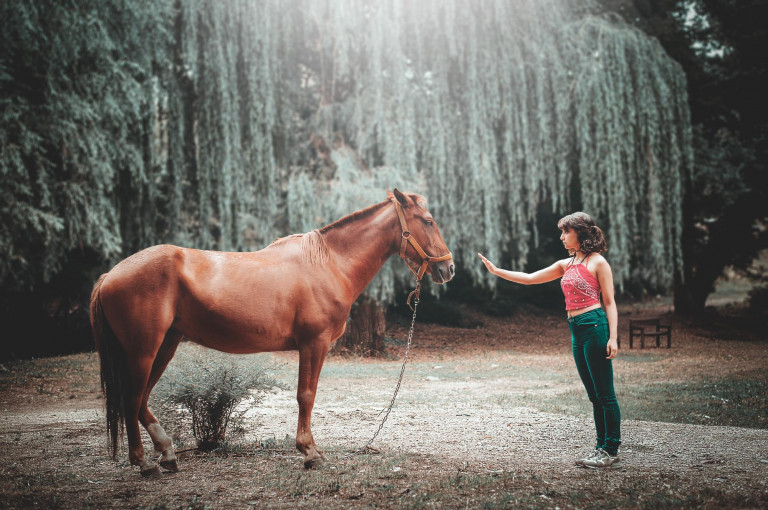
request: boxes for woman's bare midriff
[566,303,602,317]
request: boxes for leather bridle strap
[391,198,453,282]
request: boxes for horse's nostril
[449,264,455,276]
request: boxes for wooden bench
[628,318,671,348]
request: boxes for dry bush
[150,346,287,451]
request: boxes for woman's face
[560,228,580,253]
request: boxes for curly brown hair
[557,212,607,255]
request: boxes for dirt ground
[1,301,767,509]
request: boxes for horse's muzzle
[431,261,455,284]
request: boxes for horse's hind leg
[125,348,163,477]
[140,330,183,473]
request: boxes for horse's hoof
[160,458,179,472]
[303,453,323,469]
[140,465,161,478]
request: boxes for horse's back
[98,241,347,353]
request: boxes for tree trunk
[674,277,709,316]
[674,187,766,316]
[334,297,386,356]
[674,218,720,316]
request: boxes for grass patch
[621,378,768,428]
[534,376,768,429]
[615,352,665,363]
[0,352,99,397]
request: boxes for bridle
[391,198,452,280]
[391,198,452,308]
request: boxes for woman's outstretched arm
[477,253,565,285]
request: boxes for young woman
[477,212,621,468]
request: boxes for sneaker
[581,448,619,468]
[574,449,600,466]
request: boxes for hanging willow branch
[283,0,692,293]
[1,0,691,299]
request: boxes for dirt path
[1,304,767,508]
[248,350,768,488]
[2,350,767,503]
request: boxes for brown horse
[90,189,454,476]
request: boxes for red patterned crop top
[560,257,601,311]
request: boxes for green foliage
[151,346,288,450]
[1,0,691,306]
[0,0,171,288]
[567,15,690,290]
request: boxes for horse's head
[389,188,455,284]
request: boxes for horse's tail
[90,273,127,460]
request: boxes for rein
[343,200,451,459]
[342,282,419,459]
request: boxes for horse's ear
[392,188,409,207]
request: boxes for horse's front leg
[296,338,330,469]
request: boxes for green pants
[568,308,621,456]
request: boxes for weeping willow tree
[1,0,691,355]
[0,0,288,288]
[284,0,692,294]
[0,0,288,356]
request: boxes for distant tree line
[3,0,743,357]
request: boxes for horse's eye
[424,219,434,226]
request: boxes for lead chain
[341,289,419,459]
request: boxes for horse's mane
[318,199,391,233]
[269,196,422,266]
[269,230,330,266]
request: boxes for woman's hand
[477,253,497,275]
[606,338,618,360]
